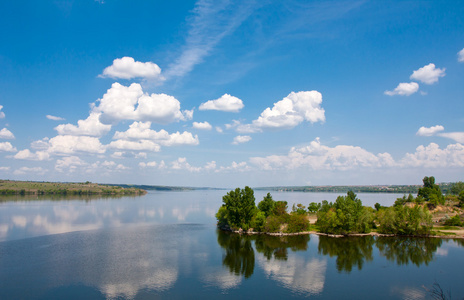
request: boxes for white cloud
[13,167,47,176]
[410,63,446,84]
[48,135,106,154]
[250,138,396,171]
[14,149,50,161]
[459,48,464,63]
[416,125,445,136]
[0,128,14,139]
[232,135,251,145]
[204,161,216,170]
[215,127,223,133]
[164,1,257,79]
[237,91,325,132]
[0,142,17,152]
[199,94,244,112]
[55,156,87,172]
[0,105,5,119]
[217,161,250,172]
[0,166,10,171]
[139,161,158,168]
[113,121,199,146]
[193,121,212,130]
[100,57,163,80]
[46,115,65,121]
[438,132,464,143]
[171,157,201,172]
[384,82,419,96]
[107,139,161,152]
[55,113,111,137]
[401,143,464,168]
[92,83,190,125]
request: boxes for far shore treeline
[216,177,464,236]
[0,180,146,196]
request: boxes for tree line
[216,176,464,236]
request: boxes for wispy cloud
[164,0,259,79]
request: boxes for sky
[0,0,463,188]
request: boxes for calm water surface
[0,190,463,299]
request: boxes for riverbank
[0,180,146,196]
[224,227,464,239]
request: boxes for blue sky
[0,0,463,188]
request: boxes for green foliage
[394,194,416,207]
[375,203,381,211]
[377,205,433,235]
[216,206,229,228]
[449,181,464,195]
[417,176,444,205]
[273,201,288,217]
[307,202,321,214]
[251,211,266,232]
[458,191,464,207]
[257,193,275,217]
[286,213,309,233]
[443,215,462,227]
[291,203,307,215]
[316,191,372,234]
[264,215,283,233]
[221,186,256,230]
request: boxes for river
[0,190,462,299]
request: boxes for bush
[286,213,309,233]
[264,215,284,233]
[443,215,462,226]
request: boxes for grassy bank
[0,180,146,196]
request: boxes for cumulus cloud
[232,135,251,145]
[92,83,191,125]
[401,143,464,168]
[0,128,14,139]
[14,149,50,161]
[250,138,396,171]
[55,156,87,172]
[55,113,111,137]
[171,157,201,172]
[410,63,446,84]
[416,125,445,136]
[237,91,325,132]
[193,121,212,130]
[0,142,17,152]
[199,94,244,112]
[48,135,106,154]
[113,121,199,147]
[416,125,464,143]
[218,161,249,172]
[107,139,161,152]
[100,57,163,80]
[459,48,464,62]
[384,82,419,96]
[139,161,158,168]
[0,105,5,119]
[46,115,65,121]
[13,167,47,176]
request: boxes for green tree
[417,176,444,205]
[458,190,464,208]
[257,193,275,217]
[308,202,321,214]
[220,186,256,230]
[450,181,464,195]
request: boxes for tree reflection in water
[217,231,255,278]
[376,237,442,267]
[217,230,450,277]
[317,235,375,273]
[255,234,310,261]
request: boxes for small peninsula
[216,177,464,239]
[0,180,146,196]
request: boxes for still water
[0,190,463,299]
